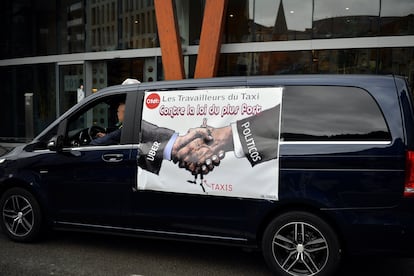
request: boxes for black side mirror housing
[47,135,64,152]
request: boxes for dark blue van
[1,75,414,276]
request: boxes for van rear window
[281,86,391,141]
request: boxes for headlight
[0,158,5,164]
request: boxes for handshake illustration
[139,105,279,177]
[171,118,233,176]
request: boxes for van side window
[281,86,391,141]
[65,94,126,147]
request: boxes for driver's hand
[96,132,106,138]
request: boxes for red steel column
[194,0,228,78]
[154,0,185,80]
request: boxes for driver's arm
[96,131,106,138]
[90,129,121,146]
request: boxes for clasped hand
[171,125,233,175]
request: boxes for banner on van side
[137,87,283,200]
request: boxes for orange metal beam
[154,0,185,80]
[194,0,228,78]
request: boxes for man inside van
[89,101,218,174]
[90,102,125,146]
[90,78,139,146]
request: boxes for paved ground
[1,229,414,276]
[0,230,271,276]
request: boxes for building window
[380,0,414,36]
[313,0,379,39]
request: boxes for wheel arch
[0,177,51,226]
[255,202,348,255]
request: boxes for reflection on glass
[1,0,414,58]
[313,49,377,74]
[106,57,158,84]
[0,1,58,58]
[282,86,390,141]
[59,0,86,54]
[379,48,414,89]
[178,47,414,97]
[252,0,312,41]
[217,51,312,76]
[107,59,142,86]
[88,0,157,51]
[313,0,379,38]
[185,1,204,45]
[215,48,413,91]
[224,0,312,43]
[380,0,414,35]
[225,0,250,43]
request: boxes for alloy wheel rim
[2,195,34,237]
[272,222,329,276]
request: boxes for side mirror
[48,119,67,152]
[47,135,64,152]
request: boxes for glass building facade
[0,0,413,141]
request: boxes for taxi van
[1,75,414,276]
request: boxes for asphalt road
[1,229,414,276]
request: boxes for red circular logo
[146,93,160,109]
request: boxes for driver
[90,102,125,146]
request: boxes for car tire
[262,211,341,276]
[0,187,43,242]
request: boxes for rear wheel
[262,211,341,276]
[0,187,43,242]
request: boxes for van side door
[126,88,261,241]
[38,92,136,226]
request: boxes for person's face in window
[117,103,125,123]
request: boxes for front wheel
[262,211,341,276]
[0,187,43,242]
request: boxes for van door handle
[102,154,124,162]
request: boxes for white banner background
[138,87,283,200]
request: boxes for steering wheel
[88,125,107,140]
